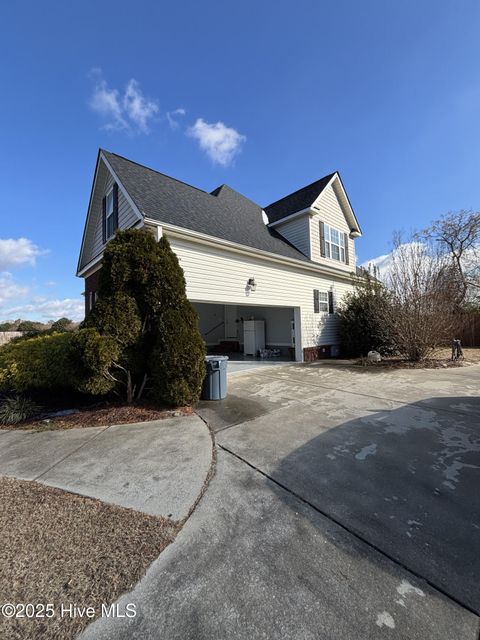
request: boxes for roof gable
[265,172,361,236]
[77,152,142,274]
[264,173,335,224]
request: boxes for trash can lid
[205,355,229,361]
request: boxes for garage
[192,302,301,370]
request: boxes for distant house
[77,150,362,362]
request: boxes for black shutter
[328,291,334,314]
[102,195,107,243]
[319,221,326,257]
[344,232,349,264]
[113,183,119,231]
[313,289,319,313]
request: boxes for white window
[324,224,345,262]
[106,189,115,238]
[318,291,328,312]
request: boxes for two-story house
[77,150,362,362]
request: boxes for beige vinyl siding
[275,215,310,257]
[80,161,139,269]
[167,235,354,351]
[310,183,356,273]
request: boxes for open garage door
[192,302,302,363]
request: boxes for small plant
[0,394,41,425]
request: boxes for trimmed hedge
[0,329,118,396]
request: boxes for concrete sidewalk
[0,415,212,520]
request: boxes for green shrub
[50,317,73,332]
[69,329,119,395]
[0,395,41,425]
[0,329,117,396]
[337,275,396,357]
[149,302,206,406]
[85,230,206,405]
[0,331,74,391]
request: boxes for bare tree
[384,234,458,361]
[419,210,480,305]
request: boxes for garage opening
[192,303,300,367]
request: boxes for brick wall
[84,269,102,315]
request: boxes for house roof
[101,150,310,262]
[264,173,336,224]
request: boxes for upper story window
[325,224,345,261]
[105,189,115,239]
[102,183,118,243]
[319,221,349,264]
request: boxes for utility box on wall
[303,345,333,362]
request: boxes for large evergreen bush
[150,302,206,406]
[337,275,396,357]
[85,229,205,405]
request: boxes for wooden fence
[456,314,480,347]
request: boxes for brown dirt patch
[1,403,193,431]
[0,477,179,640]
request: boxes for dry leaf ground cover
[0,477,179,639]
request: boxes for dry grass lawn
[0,477,179,639]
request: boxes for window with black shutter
[328,290,334,314]
[313,289,319,313]
[104,183,119,240]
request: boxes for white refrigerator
[243,320,265,356]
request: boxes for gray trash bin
[202,355,229,400]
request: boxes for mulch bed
[0,403,193,431]
[0,477,179,640]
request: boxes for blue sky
[1,0,479,321]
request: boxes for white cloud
[3,298,85,322]
[361,251,395,280]
[0,272,28,306]
[123,79,159,133]
[0,238,47,270]
[362,242,434,282]
[362,242,479,289]
[186,118,246,166]
[89,68,127,131]
[89,69,158,134]
[166,107,186,130]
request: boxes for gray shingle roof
[264,173,335,224]
[102,150,310,262]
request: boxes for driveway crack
[32,425,111,481]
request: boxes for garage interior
[192,302,299,363]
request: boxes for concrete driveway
[81,362,480,640]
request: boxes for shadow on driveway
[267,396,480,613]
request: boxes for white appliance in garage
[243,320,265,356]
